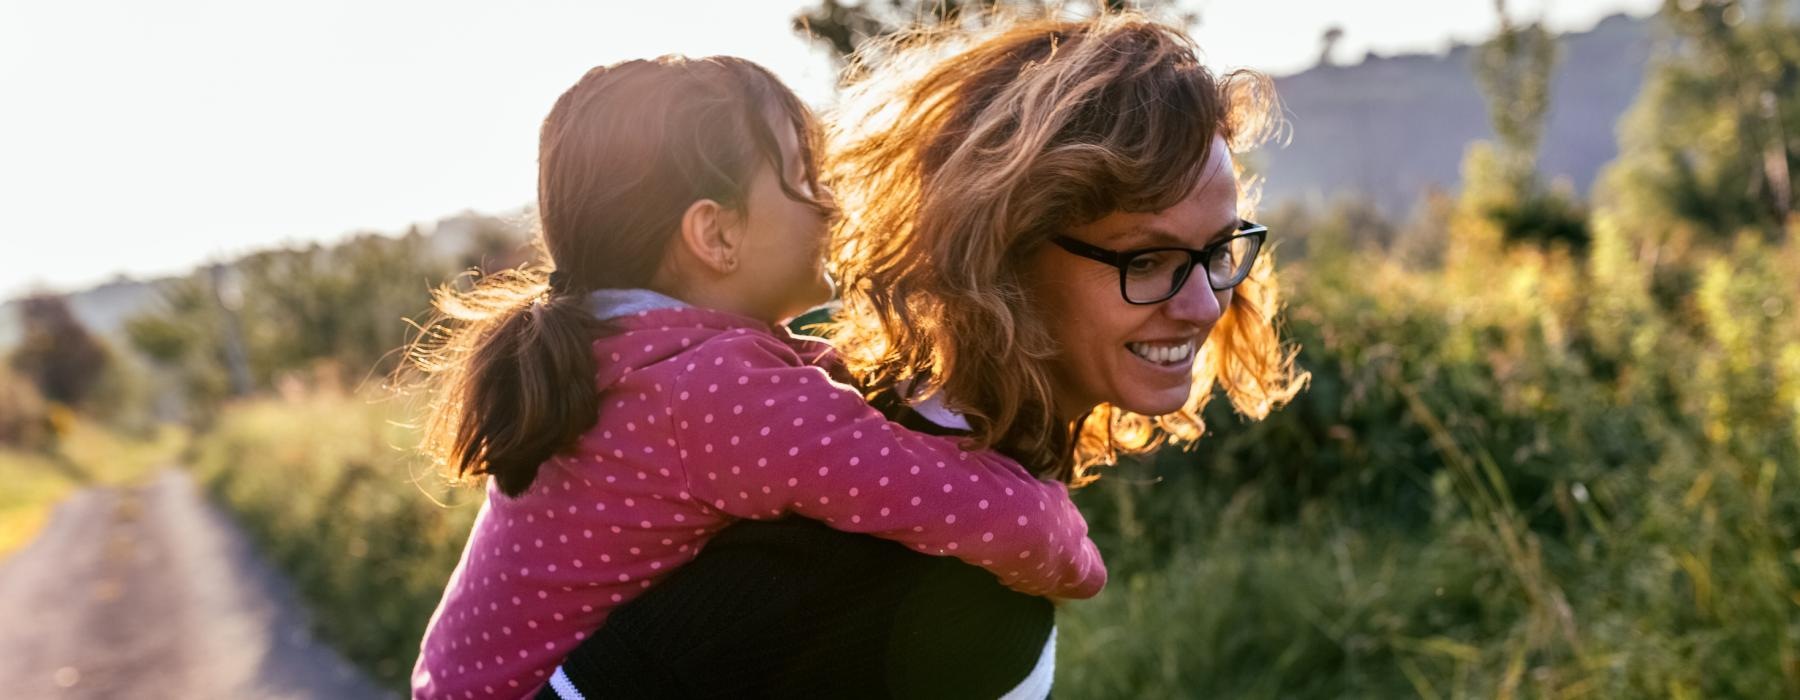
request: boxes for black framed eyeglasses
[1050,221,1267,305]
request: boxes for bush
[188,390,478,688]
[0,368,49,449]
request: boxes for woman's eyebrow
[1116,219,1243,248]
[1205,218,1245,244]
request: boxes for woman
[541,12,1306,698]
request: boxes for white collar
[905,381,973,431]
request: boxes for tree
[1317,26,1346,68]
[9,294,109,409]
[1599,0,1800,243]
[1475,0,1557,182]
[127,229,453,409]
[1462,0,1589,250]
[0,366,50,449]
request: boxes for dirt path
[0,468,393,699]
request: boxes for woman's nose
[1160,268,1226,326]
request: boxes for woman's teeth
[1126,340,1195,365]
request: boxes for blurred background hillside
[4,0,1798,698]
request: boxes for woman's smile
[1124,337,1198,367]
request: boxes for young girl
[409,56,1106,699]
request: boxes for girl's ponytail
[413,270,603,497]
[408,55,826,497]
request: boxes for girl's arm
[667,330,1106,599]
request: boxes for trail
[0,468,392,699]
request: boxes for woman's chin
[1115,384,1195,417]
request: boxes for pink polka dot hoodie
[412,290,1108,699]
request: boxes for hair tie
[547,270,572,294]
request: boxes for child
[409,56,1106,700]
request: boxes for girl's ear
[677,198,742,275]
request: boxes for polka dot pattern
[414,305,1106,699]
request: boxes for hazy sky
[2,0,1658,297]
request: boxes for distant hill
[0,275,178,349]
[1258,12,1656,213]
[0,210,530,349]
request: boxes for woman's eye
[1211,251,1235,274]
[1126,251,1181,278]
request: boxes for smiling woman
[824,16,1311,485]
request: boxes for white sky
[1,0,1658,297]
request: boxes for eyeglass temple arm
[1049,235,1133,267]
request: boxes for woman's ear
[677,198,742,275]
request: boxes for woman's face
[735,117,835,322]
[1023,135,1241,419]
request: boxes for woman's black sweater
[535,401,1059,699]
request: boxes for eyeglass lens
[1123,234,1261,303]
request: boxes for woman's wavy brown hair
[408,56,828,497]
[823,13,1309,486]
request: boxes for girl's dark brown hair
[409,55,826,497]
[824,13,1308,485]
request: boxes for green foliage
[0,367,49,449]
[125,273,241,414]
[1600,0,1800,242]
[1483,183,1590,252]
[232,232,443,385]
[1475,0,1558,170]
[188,391,478,689]
[127,229,453,415]
[1258,197,1399,263]
[1463,2,1591,250]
